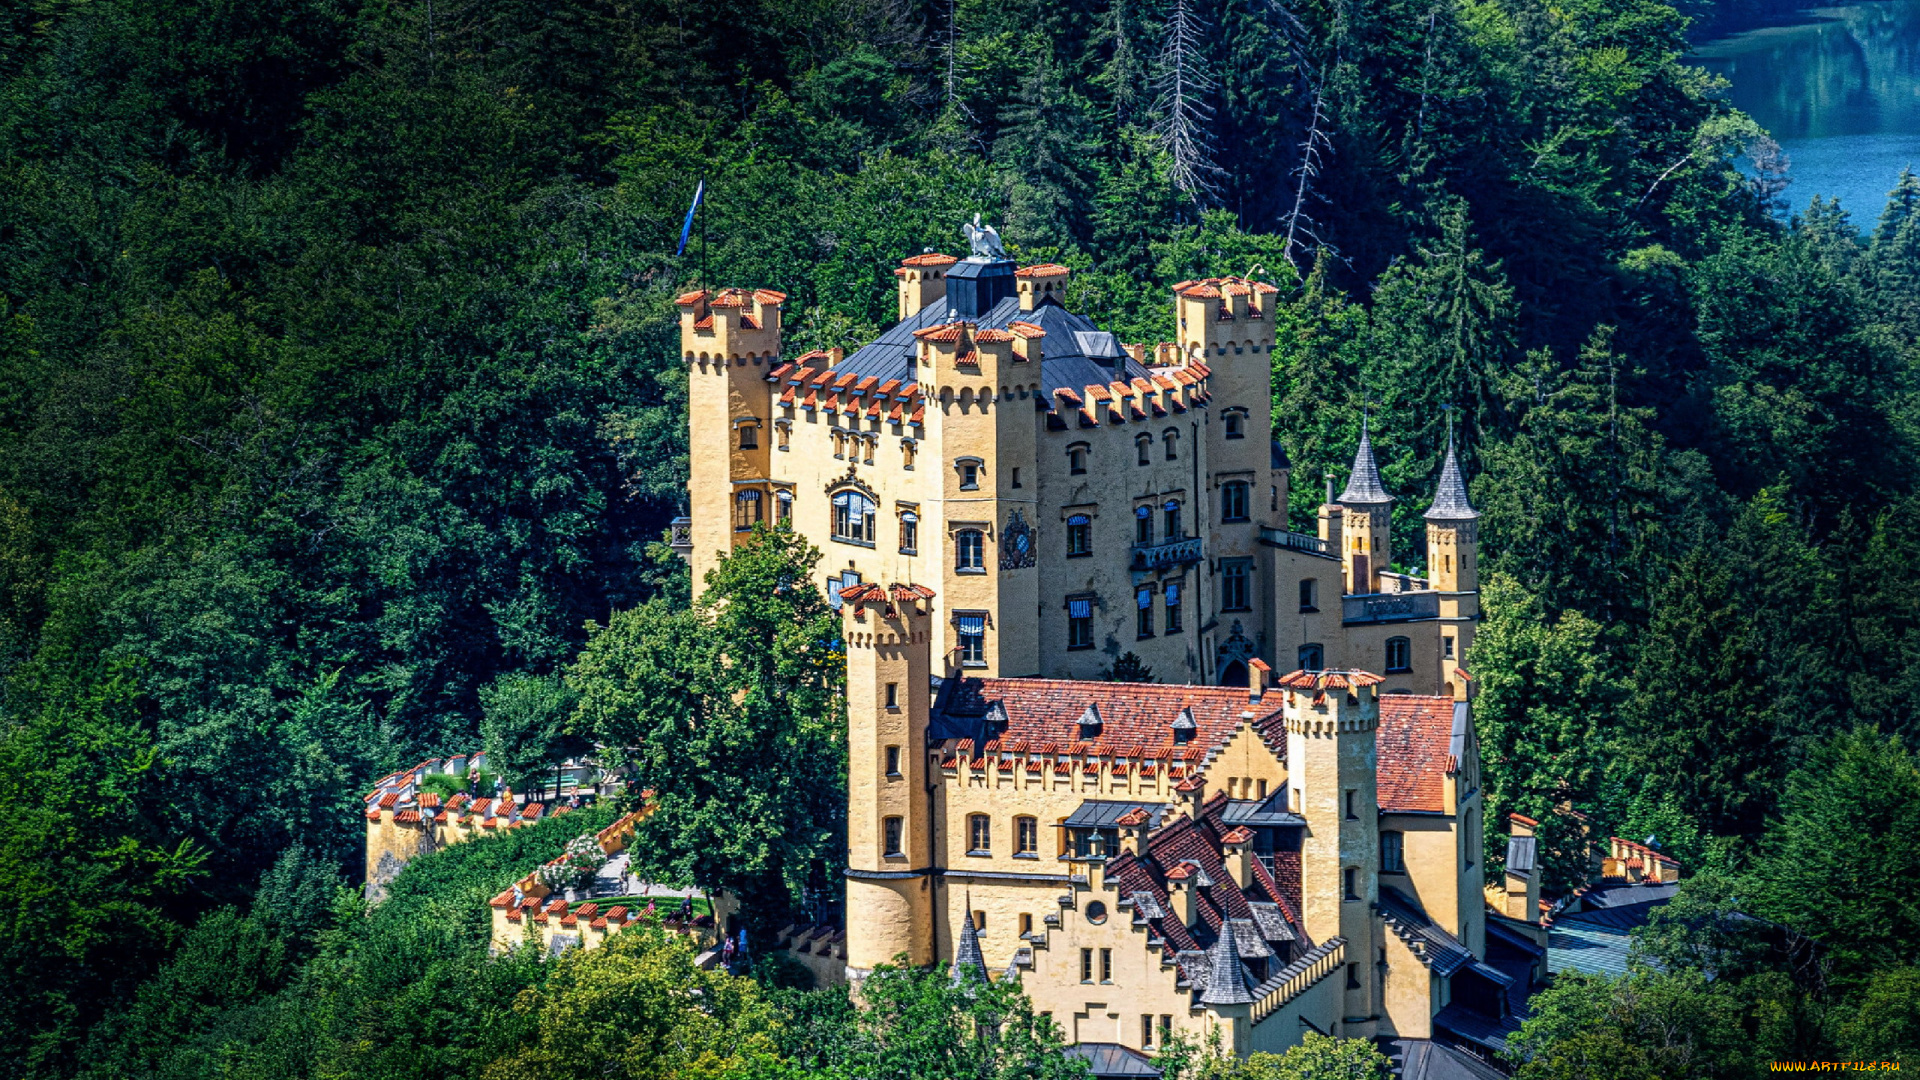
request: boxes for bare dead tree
[1153,0,1222,204]
[1281,89,1334,269]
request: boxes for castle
[679,249,1479,693]
[686,238,1530,1069]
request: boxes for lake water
[1692,0,1920,230]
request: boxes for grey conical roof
[1199,918,1258,1006]
[1424,438,1477,521]
[1338,425,1394,505]
[1078,703,1102,732]
[952,906,988,986]
[1170,706,1197,732]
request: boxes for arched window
[968,814,992,854]
[1016,816,1038,855]
[1066,514,1092,557]
[1136,434,1152,466]
[1163,429,1179,461]
[1163,499,1182,540]
[956,529,985,571]
[1224,411,1245,439]
[734,490,763,532]
[1221,481,1249,522]
[1068,444,1089,475]
[1135,505,1153,544]
[1299,643,1325,671]
[832,491,876,545]
[775,490,793,524]
[1385,636,1412,673]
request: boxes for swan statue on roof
[962,213,1007,260]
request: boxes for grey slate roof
[1271,439,1290,469]
[1246,902,1297,942]
[834,294,1153,397]
[1379,887,1476,976]
[1219,793,1307,828]
[1506,835,1537,876]
[1391,1039,1510,1080]
[1338,426,1394,504]
[1064,1043,1164,1078]
[1063,800,1170,829]
[1580,882,1679,909]
[1433,1003,1528,1056]
[1197,916,1259,1005]
[951,908,988,986]
[1547,918,1632,978]
[1425,438,1478,520]
[1485,916,1546,958]
[1248,935,1344,1000]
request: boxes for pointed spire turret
[1338,418,1393,506]
[1199,918,1258,1005]
[952,898,988,987]
[1425,434,1477,521]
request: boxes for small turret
[1423,433,1480,697]
[1337,422,1394,594]
[951,898,989,987]
[1200,917,1258,1006]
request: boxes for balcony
[1342,590,1441,625]
[1259,526,1333,558]
[1132,536,1203,570]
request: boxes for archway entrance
[1219,660,1249,687]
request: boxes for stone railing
[1251,937,1346,1024]
[1341,591,1440,625]
[1132,536,1203,570]
[1259,527,1332,557]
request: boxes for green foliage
[1102,651,1158,682]
[1198,1034,1393,1079]
[568,527,845,919]
[1505,970,1770,1079]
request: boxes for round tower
[841,583,936,975]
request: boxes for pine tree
[1866,168,1920,339]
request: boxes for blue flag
[675,180,705,257]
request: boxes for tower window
[831,491,876,545]
[1135,505,1153,545]
[885,745,901,776]
[1345,789,1358,819]
[1165,582,1182,632]
[1300,579,1318,612]
[956,613,987,666]
[1021,913,1034,936]
[1164,429,1179,461]
[775,490,793,524]
[1011,467,1022,489]
[1067,514,1092,557]
[899,510,918,554]
[1299,643,1325,671]
[1081,949,1094,983]
[884,817,903,857]
[776,423,790,451]
[1386,636,1412,673]
[739,424,758,449]
[1221,562,1250,611]
[956,529,985,571]
[1136,587,1155,639]
[1067,596,1094,650]
[1221,481,1249,522]
[1347,962,1362,988]
[1382,831,1405,874]
[1101,948,1113,983]
[1136,434,1152,465]
[968,814,991,854]
[1444,635,1456,659]
[1069,445,1089,474]
[1163,500,1182,539]
[1344,867,1359,901]
[885,683,898,708]
[1224,412,1245,439]
[1016,816,1038,855]
[957,459,981,490]
[734,490,763,532]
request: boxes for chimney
[1116,806,1150,858]
[1222,827,1255,890]
[1167,868,1200,928]
[829,346,845,367]
[1248,659,1271,703]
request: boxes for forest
[3,0,1919,1074]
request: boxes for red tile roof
[1016,263,1072,277]
[1377,695,1456,813]
[901,252,958,267]
[936,678,1280,759]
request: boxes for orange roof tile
[1016,263,1072,277]
[1377,695,1456,813]
[675,289,710,305]
[901,252,959,267]
[1008,321,1046,338]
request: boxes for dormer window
[1077,703,1102,740]
[1171,706,1196,745]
